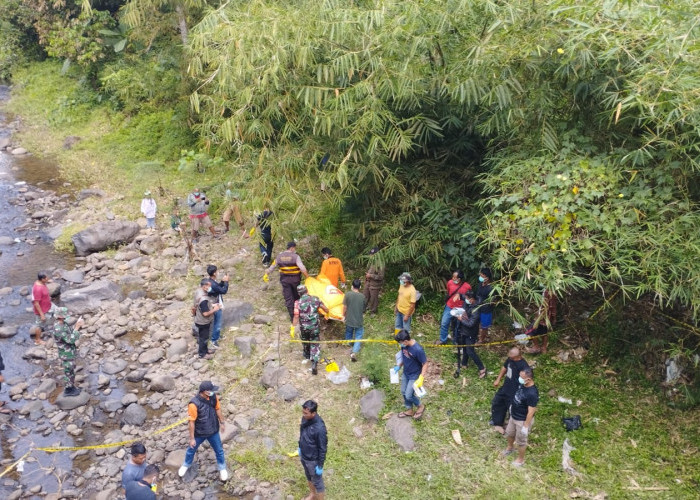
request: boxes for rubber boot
[303,343,310,360]
[311,360,318,375]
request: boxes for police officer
[363,247,385,314]
[265,241,309,320]
[292,285,328,375]
[52,307,84,396]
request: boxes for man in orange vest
[320,247,345,288]
[266,242,310,320]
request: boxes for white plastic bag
[327,366,351,384]
[390,368,399,384]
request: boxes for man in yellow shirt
[394,272,417,333]
[319,247,346,288]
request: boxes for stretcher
[304,275,345,321]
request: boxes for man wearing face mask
[490,347,530,434]
[193,279,222,359]
[179,381,229,481]
[438,270,471,345]
[394,272,417,333]
[319,247,346,288]
[502,368,539,467]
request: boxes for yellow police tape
[0,345,274,480]
[656,310,700,336]
[288,335,547,348]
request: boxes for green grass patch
[53,221,90,252]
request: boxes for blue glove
[297,447,301,456]
[393,365,400,373]
[315,465,323,476]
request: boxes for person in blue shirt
[121,442,148,492]
[393,329,428,420]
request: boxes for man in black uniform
[265,241,309,320]
[490,347,530,434]
[502,367,539,467]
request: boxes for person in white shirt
[140,190,157,230]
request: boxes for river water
[0,84,81,497]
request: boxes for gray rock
[126,369,147,383]
[0,236,15,246]
[0,326,18,338]
[260,365,287,389]
[139,235,163,255]
[138,348,164,364]
[121,393,138,406]
[94,487,117,500]
[122,403,147,426]
[0,137,9,150]
[97,374,110,387]
[60,269,85,284]
[100,399,123,412]
[253,315,273,325]
[167,338,189,359]
[55,390,90,410]
[71,220,140,256]
[221,300,254,329]
[149,374,175,392]
[35,379,57,395]
[47,282,62,297]
[234,336,256,357]
[359,389,385,423]
[127,290,146,300]
[170,262,188,277]
[102,359,128,375]
[19,400,43,416]
[164,449,186,468]
[11,147,28,155]
[22,346,47,360]
[277,384,299,402]
[61,280,124,315]
[233,415,251,431]
[76,188,106,200]
[18,286,30,296]
[220,420,239,443]
[385,415,416,451]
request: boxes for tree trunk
[176,5,188,45]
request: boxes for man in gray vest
[265,241,309,320]
[178,381,228,481]
[193,279,221,359]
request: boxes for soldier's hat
[297,284,308,295]
[55,307,69,319]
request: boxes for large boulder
[139,235,163,255]
[102,359,128,375]
[55,390,90,410]
[359,389,385,423]
[260,365,288,389]
[0,326,18,339]
[277,384,299,402]
[167,338,189,359]
[234,336,256,358]
[138,348,164,364]
[60,280,123,314]
[71,220,140,256]
[122,403,147,426]
[149,374,176,392]
[60,269,85,284]
[221,300,254,329]
[385,415,416,451]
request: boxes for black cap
[287,241,297,249]
[199,381,220,393]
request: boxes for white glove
[521,426,529,437]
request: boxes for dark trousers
[491,389,512,426]
[280,274,301,320]
[363,286,381,314]
[260,237,273,265]
[196,323,211,357]
[457,333,484,370]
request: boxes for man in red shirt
[30,273,56,345]
[438,271,471,345]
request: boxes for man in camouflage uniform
[292,285,328,375]
[53,307,84,396]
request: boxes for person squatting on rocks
[186,187,218,242]
[256,207,274,266]
[30,272,57,345]
[363,247,384,315]
[206,265,229,348]
[438,270,471,345]
[179,381,229,481]
[292,285,328,375]
[476,267,495,343]
[52,307,84,396]
[319,247,345,288]
[490,347,530,435]
[298,400,328,500]
[393,329,428,420]
[342,278,365,362]
[266,241,309,320]
[125,464,159,500]
[121,442,148,493]
[454,290,486,379]
[502,367,539,467]
[394,272,417,333]
[222,187,247,237]
[192,279,222,359]
[140,190,157,230]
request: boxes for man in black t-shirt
[490,347,530,433]
[502,367,539,467]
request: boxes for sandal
[479,369,487,379]
[398,410,414,418]
[413,405,425,420]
